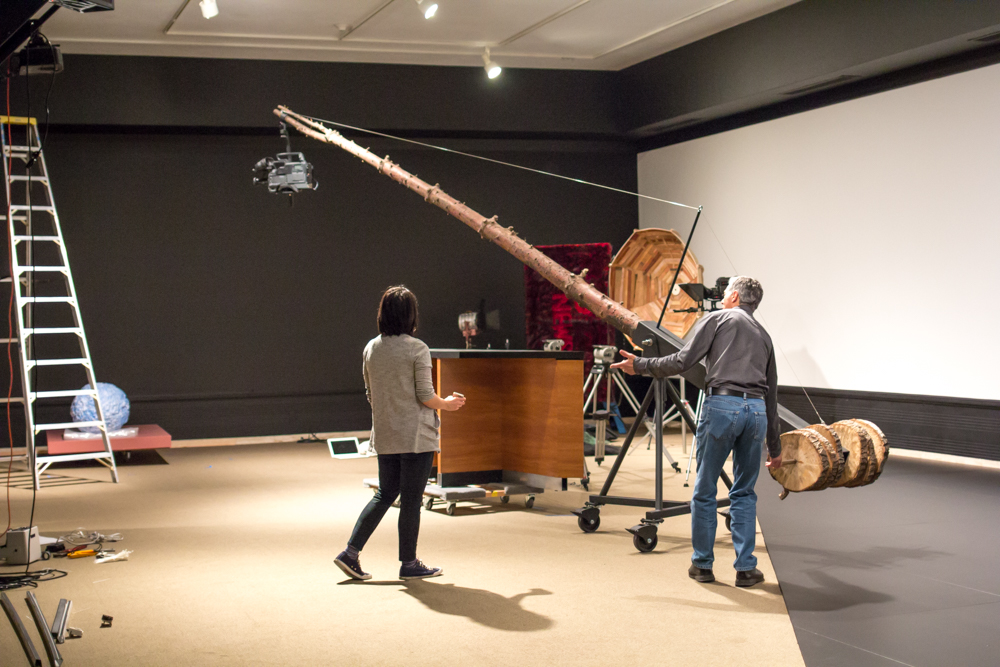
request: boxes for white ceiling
[38,0,800,71]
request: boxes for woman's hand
[442,392,466,411]
[611,350,638,375]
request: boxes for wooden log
[808,423,845,486]
[273,106,641,337]
[851,419,889,481]
[768,428,832,492]
[829,420,876,488]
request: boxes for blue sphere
[71,383,130,432]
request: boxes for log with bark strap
[272,106,640,337]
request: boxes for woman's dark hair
[377,285,419,336]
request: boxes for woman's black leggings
[348,451,435,563]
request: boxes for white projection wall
[638,63,1000,401]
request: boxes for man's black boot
[735,568,765,588]
[688,563,715,583]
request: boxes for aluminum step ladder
[0,115,119,490]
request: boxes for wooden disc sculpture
[609,229,704,339]
[769,419,889,498]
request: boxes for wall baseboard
[778,386,1000,463]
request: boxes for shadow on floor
[767,543,950,571]
[780,571,895,612]
[634,581,785,614]
[341,579,554,631]
[4,470,104,489]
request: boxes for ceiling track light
[199,0,218,19]
[415,0,438,19]
[482,47,502,79]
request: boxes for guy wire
[300,114,700,211]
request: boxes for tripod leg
[684,391,705,486]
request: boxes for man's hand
[611,350,638,375]
[766,454,783,469]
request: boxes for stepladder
[1,115,119,490]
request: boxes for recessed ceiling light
[415,0,438,19]
[199,0,218,19]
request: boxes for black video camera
[674,276,731,313]
[252,153,318,195]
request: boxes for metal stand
[583,348,680,472]
[572,377,733,553]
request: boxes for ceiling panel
[35,0,802,70]
[347,0,577,47]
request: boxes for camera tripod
[583,347,680,472]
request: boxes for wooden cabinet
[431,350,584,487]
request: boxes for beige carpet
[0,432,804,666]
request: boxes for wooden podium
[431,350,584,487]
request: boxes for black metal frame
[582,378,731,519]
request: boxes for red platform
[46,424,172,455]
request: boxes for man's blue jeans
[691,394,766,571]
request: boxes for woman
[335,285,466,581]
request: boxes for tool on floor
[2,591,43,666]
[101,614,113,628]
[0,115,120,490]
[25,591,63,667]
[50,599,72,644]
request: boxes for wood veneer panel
[436,358,504,474]
[501,359,584,479]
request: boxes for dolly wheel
[500,495,509,504]
[525,495,535,509]
[578,514,600,533]
[424,497,434,510]
[446,502,456,516]
[633,532,658,553]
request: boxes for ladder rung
[7,175,48,182]
[31,389,96,399]
[27,358,89,368]
[0,338,19,344]
[13,236,61,243]
[37,452,115,464]
[36,421,103,433]
[9,205,54,212]
[22,327,82,336]
[21,296,74,303]
[0,397,26,404]
[3,146,32,154]
[16,266,67,273]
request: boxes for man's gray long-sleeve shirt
[633,305,780,456]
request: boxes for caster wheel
[446,503,456,516]
[633,532,658,553]
[500,495,509,504]
[725,513,732,532]
[577,514,600,533]
[525,495,535,509]
[424,497,434,510]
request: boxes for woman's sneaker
[399,560,443,580]
[334,551,372,581]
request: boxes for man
[611,276,781,588]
